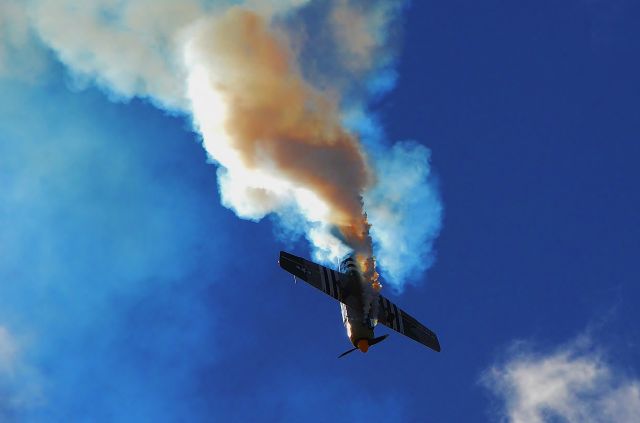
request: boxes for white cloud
[0,326,18,375]
[0,325,44,417]
[481,337,640,423]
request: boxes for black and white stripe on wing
[319,264,342,300]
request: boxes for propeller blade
[338,335,389,358]
[338,347,358,358]
[369,334,389,346]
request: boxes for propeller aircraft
[279,251,441,357]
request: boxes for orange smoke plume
[6,0,442,291]
[186,8,378,272]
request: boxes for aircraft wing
[279,251,357,308]
[377,295,441,352]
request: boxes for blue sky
[1,1,639,422]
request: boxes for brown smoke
[3,0,442,291]
[191,8,377,273]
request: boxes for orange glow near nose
[357,339,369,353]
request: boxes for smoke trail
[184,7,375,269]
[2,0,442,290]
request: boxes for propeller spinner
[338,334,389,358]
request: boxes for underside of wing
[378,295,441,352]
[279,251,353,306]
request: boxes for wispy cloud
[481,335,640,423]
[0,326,44,420]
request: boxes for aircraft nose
[357,339,369,353]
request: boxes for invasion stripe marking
[325,267,334,297]
[330,269,336,297]
[383,298,392,329]
[391,303,398,331]
[327,269,338,298]
[393,304,403,333]
[329,270,340,299]
[392,302,400,331]
[385,298,396,330]
[318,264,327,293]
[324,267,331,296]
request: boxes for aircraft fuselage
[338,255,377,351]
[278,250,441,355]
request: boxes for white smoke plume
[1,0,442,290]
[366,142,443,289]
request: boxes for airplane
[279,251,441,357]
